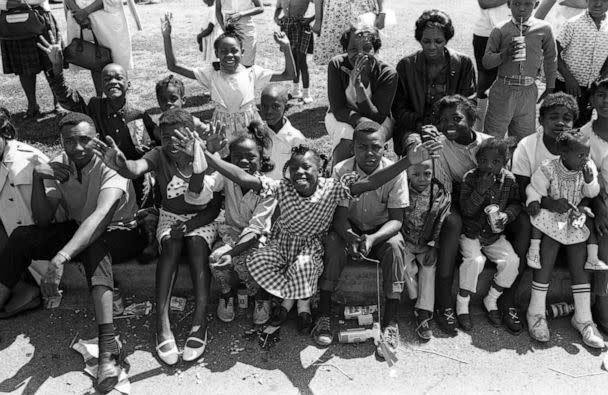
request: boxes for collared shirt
[44,154,137,226]
[0,140,48,235]
[483,17,557,88]
[332,157,409,232]
[460,168,521,244]
[223,177,276,237]
[511,127,560,178]
[435,131,492,194]
[267,118,305,180]
[557,11,608,87]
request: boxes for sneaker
[526,249,541,269]
[571,317,605,348]
[414,310,432,341]
[584,257,608,271]
[485,309,502,327]
[376,322,399,360]
[312,315,333,346]
[526,313,550,342]
[435,307,457,335]
[253,299,271,325]
[217,294,235,323]
[297,312,313,334]
[457,313,473,331]
[269,305,289,326]
[502,307,523,335]
[302,95,313,104]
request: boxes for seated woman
[392,9,476,156]
[326,25,398,167]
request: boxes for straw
[520,17,523,36]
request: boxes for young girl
[198,0,222,61]
[92,109,223,365]
[525,131,605,348]
[216,0,264,67]
[162,13,296,157]
[209,133,277,325]
[186,134,441,334]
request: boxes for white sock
[528,239,540,254]
[292,82,301,92]
[572,284,592,323]
[456,294,470,315]
[528,281,548,316]
[303,88,310,96]
[483,286,503,311]
[297,298,311,314]
[281,299,295,312]
[587,244,599,263]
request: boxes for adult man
[0,113,144,393]
[312,120,408,359]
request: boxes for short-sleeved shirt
[223,177,276,236]
[142,147,224,214]
[267,118,306,180]
[45,154,137,226]
[557,11,608,87]
[332,157,409,232]
[511,128,560,178]
[473,3,511,37]
[192,64,273,112]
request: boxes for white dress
[200,4,221,62]
[64,0,133,71]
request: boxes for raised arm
[269,32,297,82]
[161,13,197,80]
[92,136,152,179]
[534,0,558,19]
[216,0,225,30]
[204,151,263,192]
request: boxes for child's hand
[170,221,188,238]
[357,234,375,257]
[527,201,541,217]
[583,162,594,183]
[476,172,495,194]
[211,254,233,268]
[501,40,518,62]
[92,136,128,172]
[273,31,291,50]
[498,212,509,226]
[172,127,202,157]
[227,11,242,23]
[543,197,571,214]
[37,31,63,66]
[203,122,228,154]
[407,126,442,163]
[161,12,173,38]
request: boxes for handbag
[63,28,112,72]
[0,2,46,41]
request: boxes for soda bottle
[546,302,574,319]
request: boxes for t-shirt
[267,119,305,180]
[511,128,560,178]
[142,147,224,214]
[473,3,511,37]
[45,154,137,226]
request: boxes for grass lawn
[0,0,479,158]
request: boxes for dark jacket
[327,53,398,127]
[392,48,476,155]
[403,179,451,247]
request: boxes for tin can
[237,287,248,309]
[43,290,63,309]
[338,327,374,343]
[485,204,504,233]
[512,36,526,62]
[344,305,378,320]
[546,302,575,319]
[170,296,186,312]
[113,288,124,316]
[357,313,374,326]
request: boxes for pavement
[1,291,608,395]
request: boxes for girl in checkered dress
[203,136,442,334]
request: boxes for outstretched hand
[200,121,228,154]
[161,12,173,37]
[407,125,442,164]
[171,127,203,157]
[92,136,127,171]
[37,30,63,66]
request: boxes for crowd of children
[3,1,608,390]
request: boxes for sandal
[183,329,208,362]
[155,334,179,365]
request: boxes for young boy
[259,85,306,179]
[275,0,314,103]
[403,152,451,341]
[483,0,557,140]
[457,138,521,332]
[556,0,608,126]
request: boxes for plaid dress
[280,17,313,54]
[246,174,358,299]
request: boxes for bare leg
[156,238,183,351]
[185,236,211,344]
[18,74,39,113]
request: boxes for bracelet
[56,250,71,263]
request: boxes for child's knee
[185,236,210,253]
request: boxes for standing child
[457,138,521,332]
[198,0,222,61]
[259,85,306,179]
[209,133,277,325]
[525,131,605,347]
[93,109,223,365]
[216,0,264,67]
[403,154,451,341]
[483,0,557,140]
[275,0,315,103]
[555,0,608,126]
[162,14,296,157]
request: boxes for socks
[587,244,599,263]
[303,88,310,97]
[456,294,470,315]
[319,290,332,315]
[297,298,311,314]
[572,283,592,323]
[483,286,503,312]
[281,298,295,312]
[383,298,399,326]
[528,281,549,316]
[98,323,118,356]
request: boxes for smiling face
[539,105,575,140]
[215,37,242,73]
[260,90,287,127]
[419,26,447,60]
[158,84,185,112]
[288,151,320,196]
[437,105,474,142]
[588,0,608,19]
[353,130,385,175]
[61,121,96,169]
[230,138,260,175]
[508,0,538,22]
[590,85,608,119]
[407,160,433,193]
[346,29,377,70]
[101,64,128,99]
[477,148,506,176]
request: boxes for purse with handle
[0,2,46,40]
[63,27,112,71]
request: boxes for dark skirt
[0,8,60,76]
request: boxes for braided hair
[155,74,185,103]
[282,145,329,180]
[229,120,275,173]
[214,23,243,51]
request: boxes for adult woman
[313,0,385,66]
[64,0,133,96]
[0,0,61,118]
[326,25,397,165]
[392,9,476,156]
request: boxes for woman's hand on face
[37,31,63,66]
[160,12,173,37]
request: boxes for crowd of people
[2,0,608,393]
